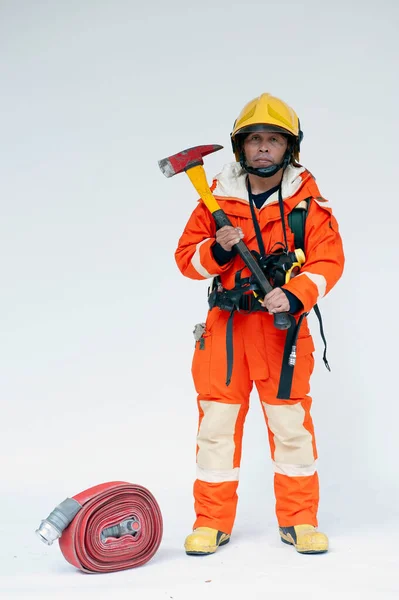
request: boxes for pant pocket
[191,331,212,395]
[191,309,221,396]
[290,335,315,398]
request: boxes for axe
[158,144,291,331]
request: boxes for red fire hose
[37,481,163,573]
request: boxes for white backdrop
[1,1,398,598]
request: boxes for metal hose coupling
[36,498,82,545]
[288,345,297,367]
[101,516,141,541]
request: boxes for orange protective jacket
[175,162,345,318]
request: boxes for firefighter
[175,93,345,555]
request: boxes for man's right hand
[215,226,244,251]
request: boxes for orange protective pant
[191,307,319,535]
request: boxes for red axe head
[158,144,223,178]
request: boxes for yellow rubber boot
[184,527,230,556]
[279,524,329,554]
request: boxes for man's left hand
[261,288,289,313]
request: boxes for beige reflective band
[191,239,216,279]
[296,271,327,299]
[262,402,315,465]
[196,465,240,483]
[273,460,318,477]
[197,401,241,470]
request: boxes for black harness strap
[276,313,300,399]
[313,304,331,371]
[209,269,267,387]
[225,310,235,385]
[288,197,331,373]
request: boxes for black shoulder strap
[287,197,331,372]
[287,197,311,250]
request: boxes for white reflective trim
[296,271,327,299]
[191,239,216,279]
[314,197,331,209]
[196,465,240,483]
[197,401,241,470]
[262,402,315,465]
[273,460,318,477]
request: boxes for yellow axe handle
[185,165,221,214]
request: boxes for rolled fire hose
[36,481,163,573]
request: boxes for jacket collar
[212,162,309,206]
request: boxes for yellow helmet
[230,93,303,172]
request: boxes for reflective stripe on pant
[191,308,318,534]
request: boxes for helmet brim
[233,123,294,138]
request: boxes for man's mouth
[255,158,273,165]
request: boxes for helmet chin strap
[239,142,293,178]
[240,150,291,178]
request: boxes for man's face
[242,131,288,169]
